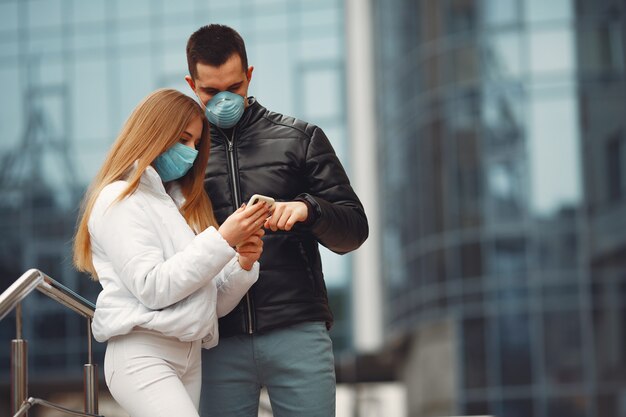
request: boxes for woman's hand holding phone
[218,201,270,247]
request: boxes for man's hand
[236,229,264,270]
[264,201,308,232]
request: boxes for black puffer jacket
[204,97,369,337]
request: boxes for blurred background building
[372,0,626,416]
[0,0,624,417]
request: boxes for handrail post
[83,318,98,414]
[1,269,102,417]
[11,302,28,416]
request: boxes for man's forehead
[195,57,246,87]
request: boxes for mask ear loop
[194,92,208,111]
[195,92,222,122]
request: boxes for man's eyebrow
[200,82,242,92]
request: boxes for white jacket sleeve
[215,257,260,318]
[90,185,236,310]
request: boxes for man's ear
[246,66,254,82]
[185,75,196,92]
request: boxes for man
[185,24,368,417]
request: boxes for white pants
[104,329,202,417]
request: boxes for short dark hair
[186,24,249,79]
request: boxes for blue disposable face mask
[203,91,245,129]
[152,142,198,182]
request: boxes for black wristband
[294,194,320,226]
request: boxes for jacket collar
[241,97,266,127]
[125,161,185,207]
[139,165,167,193]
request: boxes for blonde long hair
[73,89,218,279]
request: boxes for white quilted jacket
[89,166,258,349]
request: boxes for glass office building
[373,0,626,416]
[0,0,351,405]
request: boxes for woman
[73,89,269,417]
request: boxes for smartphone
[246,194,275,209]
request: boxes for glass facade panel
[71,1,106,24]
[483,0,520,27]
[117,0,153,20]
[448,41,481,86]
[0,64,22,151]
[27,0,63,29]
[462,317,488,389]
[302,66,343,120]
[526,0,573,23]
[72,27,107,52]
[547,395,588,417]
[485,30,525,79]
[0,1,20,33]
[446,0,478,34]
[529,28,575,76]
[501,398,535,417]
[527,93,581,216]
[498,313,533,386]
[606,133,626,202]
[72,57,110,144]
[486,159,526,221]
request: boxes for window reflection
[482,86,525,150]
[527,93,581,216]
[606,132,626,202]
[486,160,526,220]
[529,28,575,75]
[579,23,626,75]
[543,310,584,385]
[526,0,573,23]
[446,0,477,34]
[591,270,626,386]
[484,30,524,79]
[0,2,19,32]
[27,0,63,28]
[596,393,618,417]
[501,398,534,417]
[448,41,480,86]
[462,317,488,389]
[460,242,483,279]
[547,395,587,417]
[499,313,533,386]
[483,0,520,27]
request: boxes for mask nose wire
[196,92,233,116]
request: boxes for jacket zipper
[219,127,255,335]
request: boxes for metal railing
[0,268,102,417]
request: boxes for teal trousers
[199,321,336,417]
